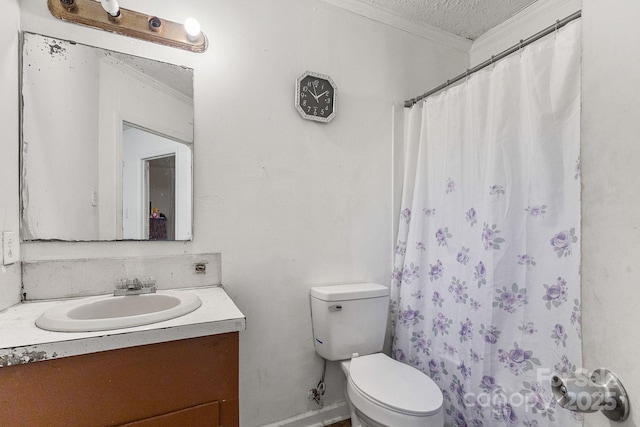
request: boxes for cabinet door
[120,401,219,426]
[0,333,238,426]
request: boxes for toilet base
[344,382,380,427]
[339,357,444,427]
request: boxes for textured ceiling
[353,0,539,40]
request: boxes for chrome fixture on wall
[551,369,629,422]
[48,0,207,53]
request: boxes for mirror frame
[19,32,195,242]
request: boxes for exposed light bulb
[100,0,120,17]
[184,18,201,42]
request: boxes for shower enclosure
[391,19,582,426]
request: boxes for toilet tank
[310,283,389,361]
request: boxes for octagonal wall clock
[295,71,337,123]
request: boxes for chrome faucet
[114,277,157,296]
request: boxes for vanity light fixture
[184,18,201,42]
[47,0,207,53]
[100,0,120,22]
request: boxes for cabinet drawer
[121,401,219,427]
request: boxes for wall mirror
[21,32,194,241]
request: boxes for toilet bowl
[341,354,444,427]
[309,283,444,427]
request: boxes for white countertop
[0,286,245,366]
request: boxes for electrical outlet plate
[2,231,19,265]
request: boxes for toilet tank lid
[310,283,389,301]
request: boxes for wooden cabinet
[0,333,238,426]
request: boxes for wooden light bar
[47,0,207,53]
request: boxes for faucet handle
[142,277,156,288]
[115,278,128,289]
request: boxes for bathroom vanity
[0,286,245,426]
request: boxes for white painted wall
[581,0,640,425]
[15,0,468,425]
[0,0,21,310]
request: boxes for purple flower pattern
[520,382,557,421]
[432,312,453,336]
[401,263,420,286]
[466,207,478,226]
[490,185,505,197]
[423,208,436,217]
[474,261,486,287]
[525,205,547,218]
[436,227,452,247]
[428,260,444,282]
[543,277,568,309]
[554,355,576,377]
[479,375,502,394]
[498,343,541,375]
[446,178,456,193]
[493,283,528,313]
[469,350,483,363]
[444,343,458,357]
[408,356,423,368]
[432,291,444,307]
[517,254,536,268]
[493,403,519,425]
[389,112,581,426]
[398,306,424,328]
[480,324,501,344]
[428,359,448,382]
[410,330,432,355]
[456,247,470,265]
[519,322,537,335]
[551,324,568,347]
[450,375,467,406]
[448,277,469,304]
[482,223,505,250]
[550,228,578,257]
[393,348,406,362]
[459,318,474,342]
[400,208,411,224]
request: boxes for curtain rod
[404,10,582,108]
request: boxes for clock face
[295,71,337,123]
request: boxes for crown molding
[471,0,581,63]
[318,0,472,53]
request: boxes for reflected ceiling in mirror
[21,33,194,241]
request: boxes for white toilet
[310,283,444,427]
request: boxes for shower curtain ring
[465,69,470,83]
[519,39,524,55]
[555,19,560,36]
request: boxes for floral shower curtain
[391,21,582,426]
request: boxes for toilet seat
[348,353,443,417]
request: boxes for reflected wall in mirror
[21,33,194,241]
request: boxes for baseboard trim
[262,401,350,427]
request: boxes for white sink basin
[35,291,202,332]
